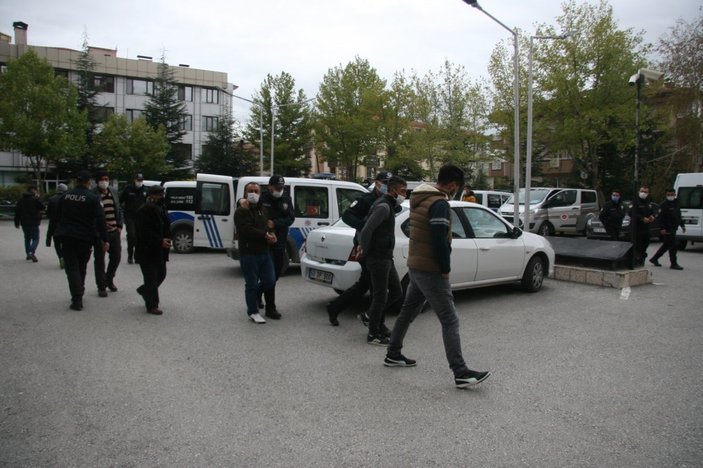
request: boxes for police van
[674,172,703,249]
[167,174,369,264]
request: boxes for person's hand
[267,219,275,229]
[103,241,110,252]
[265,232,277,245]
[162,238,172,249]
[239,198,249,209]
[660,229,668,236]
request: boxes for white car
[301,200,555,294]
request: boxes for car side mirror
[511,227,522,239]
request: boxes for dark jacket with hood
[14,191,45,228]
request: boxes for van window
[474,193,483,204]
[199,182,230,215]
[295,186,329,218]
[166,187,195,211]
[487,194,503,209]
[548,190,577,207]
[678,187,703,209]
[582,191,597,204]
[336,187,366,215]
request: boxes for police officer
[258,175,295,319]
[120,173,147,264]
[649,188,685,270]
[55,171,109,311]
[630,185,656,267]
[599,189,625,240]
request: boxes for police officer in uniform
[55,171,109,311]
[120,173,148,264]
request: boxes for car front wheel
[521,256,545,292]
[537,222,553,237]
[172,227,194,254]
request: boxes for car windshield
[505,189,552,206]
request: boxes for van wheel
[678,240,687,251]
[521,256,545,292]
[537,222,554,237]
[172,227,194,254]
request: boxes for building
[0,21,236,187]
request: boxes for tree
[315,56,386,180]
[143,52,188,176]
[197,113,258,177]
[92,114,169,180]
[0,49,87,189]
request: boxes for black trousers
[634,227,651,265]
[94,230,122,290]
[328,256,370,314]
[125,218,137,260]
[652,232,678,265]
[60,237,93,302]
[139,260,167,310]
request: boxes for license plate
[594,227,606,233]
[308,268,333,284]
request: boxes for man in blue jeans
[14,186,45,262]
[234,182,277,324]
[384,164,491,389]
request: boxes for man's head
[147,184,165,203]
[244,181,262,205]
[75,170,92,187]
[96,170,110,191]
[436,164,465,198]
[666,188,676,201]
[638,186,650,200]
[134,173,144,188]
[26,185,38,196]
[387,176,408,201]
[268,175,285,198]
[611,189,621,202]
[374,171,392,193]
[57,183,68,194]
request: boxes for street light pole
[461,0,520,226]
[525,33,570,231]
[231,94,265,176]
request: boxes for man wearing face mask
[235,182,277,324]
[599,189,625,240]
[93,170,123,297]
[649,188,685,270]
[630,185,656,267]
[357,175,407,346]
[120,173,148,264]
[258,175,295,320]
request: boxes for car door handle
[479,247,491,251]
[571,207,579,210]
[221,219,228,222]
[317,222,330,226]
[197,215,210,220]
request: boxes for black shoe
[70,301,83,311]
[455,370,491,389]
[358,312,370,328]
[127,256,133,264]
[26,254,31,260]
[98,290,108,298]
[649,258,661,267]
[384,354,417,367]
[107,281,118,292]
[327,303,339,326]
[147,308,163,315]
[30,254,38,263]
[380,324,392,338]
[265,309,282,320]
[367,334,390,346]
[136,286,144,296]
[671,264,684,270]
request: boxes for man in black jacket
[135,185,172,315]
[120,173,147,264]
[55,171,109,311]
[599,189,625,240]
[650,188,685,270]
[630,186,656,267]
[14,185,45,262]
[46,183,68,268]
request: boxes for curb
[550,264,653,288]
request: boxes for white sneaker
[249,313,266,324]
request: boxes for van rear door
[194,174,235,249]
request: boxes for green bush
[0,185,26,202]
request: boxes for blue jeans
[388,268,470,376]
[22,226,40,255]
[240,253,276,316]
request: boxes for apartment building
[0,21,236,186]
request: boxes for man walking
[46,183,68,268]
[649,188,685,270]
[135,185,172,315]
[93,171,123,297]
[384,164,490,389]
[630,185,656,267]
[14,185,45,262]
[358,175,407,346]
[55,171,109,311]
[599,189,625,240]
[120,173,147,264]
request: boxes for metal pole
[631,77,641,269]
[271,105,276,175]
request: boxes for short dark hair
[243,182,260,193]
[666,188,676,193]
[387,175,407,191]
[437,164,465,187]
[611,189,621,195]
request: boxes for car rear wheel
[172,227,194,254]
[537,222,554,237]
[521,256,545,292]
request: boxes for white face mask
[271,190,283,199]
[135,182,143,188]
[98,181,109,190]
[247,193,260,204]
[639,191,648,200]
[396,194,406,204]
[666,195,675,202]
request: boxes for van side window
[336,188,366,215]
[200,182,230,215]
[549,190,577,208]
[294,186,329,218]
[678,187,703,209]
[582,191,597,204]
[166,187,195,211]
[487,194,502,209]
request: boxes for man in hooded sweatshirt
[14,185,45,262]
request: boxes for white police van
[675,172,703,249]
[169,174,369,264]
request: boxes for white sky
[1,0,700,123]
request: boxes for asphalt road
[1,221,702,467]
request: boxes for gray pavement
[1,220,702,467]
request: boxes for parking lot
[1,220,701,466]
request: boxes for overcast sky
[1,0,700,122]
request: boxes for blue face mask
[611,195,620,203]
[379,184,388,194]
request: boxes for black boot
[264,289,281,319]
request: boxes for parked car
[0,200,16,220]
[585,201,661,240]
[301,200,555,294]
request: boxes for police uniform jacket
[260,191,295,250]
[54,186,108,243]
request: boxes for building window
[180,115,192,131]
[203,116,218,132]
[203,88,219,104]
[126,109,143,122]
[178,85,193,101]
[94,107,115,123]
[93,75,114,93]
[172,143,193,161]
[54,69,69,79]
[127,78,154,96]
[491,160,502,171]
